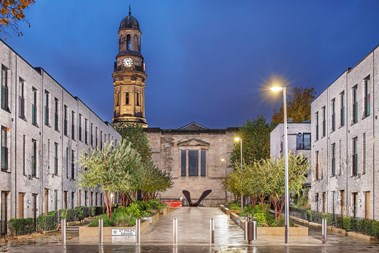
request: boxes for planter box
[257,226,308,236]
[346,231,374,241]
[159,207,168,216]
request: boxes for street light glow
[270,86,284,92]
[234,137,241,142]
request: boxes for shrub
[357,218,372,235]
[37,212,58,231]
[226,201,241,211]
[8,218,35,236]
[147,199,166,210]
[371,220,379,238]
[88,214,115,227]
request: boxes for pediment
[178,122,209,131]
[177,138,210,147]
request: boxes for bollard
[99,218,104,246]
[61,218,66,247]
[251,221,257,241]
[173,218,178,245]
[244,220,249,241]
[322,218,327,244]
[136,219,141,245]
[209,218,215,244]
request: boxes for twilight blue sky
[5,0,379,128]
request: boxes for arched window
[134,35,138,51]
[126,34,131,50]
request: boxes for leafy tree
[271,87,315,126]
[230,116,272,166]
[0,0,35,37]
[78,140,143,217]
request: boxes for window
[84,191,88,207]
[315,193,319,213]
[363,133,366,174]
[32,88,37,126]
[331,143,336,176]
[43,189,49,214]
[54,143,58,175]
[19,78,25,119]
[47,139,50,173]
[315,151,319,180]
[125,92,129,105]
[44,90,49,126]
[1,66,9,111]
[296,133,311,150]
[71,192,75,209]
[1,126,8,171]
[100,130,103,149]
[54,190,58,211]
[315,112,319,141]
[31,139,37,177]
[180,149,207,177]
[71,111,75,140]
[136,92,140,106]
[64,105,68,136]
[90,123,93,147]
[78,190,82,206]
[352,85,358,124]
[352,137,358,176]
[115,91,120,106]
[54,98,59,131]
[340,91,345,127]
[364,76,370,118]
[85,119,88,144]
[95,127,98,148]
[22,135,25,175]
[79,114,82,142]
[64,191,68,209]
[71,149,75,180]
[331,98,335,132]
[352,192,357,218]
[322,106,326,137]
[66,148,69,179]
[126,34,131,50]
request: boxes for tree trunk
[103,191,112,218]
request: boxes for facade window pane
[1,126,8,171]
[352,85,358,124]
[85,119,88,144]
[71,111,75,140]
[352,137,358,176]
[19,78,25,119]
[71,149,75,180]
[331,98,335,132]
[64,105,68,136]
[331,143,336,176]
[201,150,206,177]
[316,112,319,141]
[54,98,59,131]
[188,150,199,176]
[79,114,82,141]
[31,139,37,177]
[1,66,9,111]
[322,106,326,137]
[44,90,49,126]
[90,123,93,147]
[315,151,319,180]
[125,92,129,105]
[181,150,186,176]
[364,76,370,117]
[54,142,58,175]
[340,91,345,127]
[32,88,37,126]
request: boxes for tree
[0,0,35,37]
[78,140,143,217]
[271,87,315,126]
[230,116,272,166]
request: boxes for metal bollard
[322,218,327,244]
[173,218,178,245]
[61,218,66,247]
[136,219,141,245]
[209,218,215,244]
[99,218,104,246]
[251,221,257,241]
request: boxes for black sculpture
[182,189,212,207]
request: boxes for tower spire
[129,5,131,16]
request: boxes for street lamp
[271,85,289,243]
[234,137,243,211]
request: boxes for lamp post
[221,158,227,202]
[271,85,289,243]
[234,137,243,211]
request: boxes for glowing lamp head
[221,158,226,162]
[234,137,241,142]
[270,86,284,92]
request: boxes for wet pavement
[1,207,379,252]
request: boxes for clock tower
[112,7,147,128]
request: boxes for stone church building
[111,10,239,206]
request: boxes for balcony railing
[1,146,8,171]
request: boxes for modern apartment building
[310,46,379,220]
[0,40,121,234]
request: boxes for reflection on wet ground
[1,207,379,252]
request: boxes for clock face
[123,58,133,67]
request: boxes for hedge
[8,218,35,236]
[37,211,58,231]
[290,207,379,238]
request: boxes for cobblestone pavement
[1,207,379,252]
